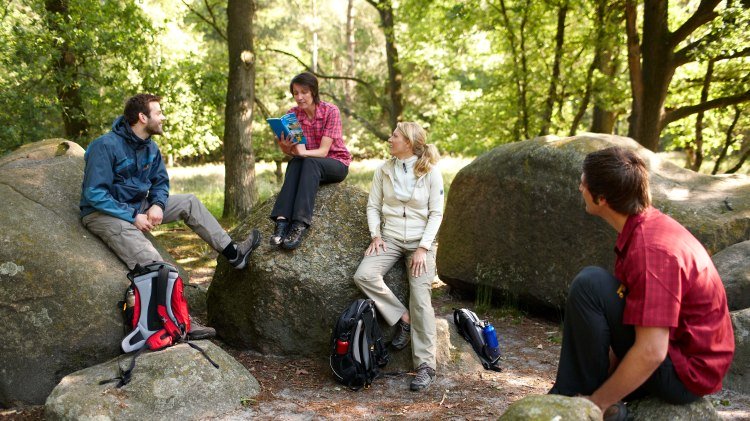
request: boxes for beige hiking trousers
[353,237,437,370]
[82,194,231,270]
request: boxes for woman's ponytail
[397,122,440,178]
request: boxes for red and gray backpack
[105,262,217,387]
[122,262,190,352]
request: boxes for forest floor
[2,226,749,420]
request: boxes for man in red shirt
[549,147,734,419]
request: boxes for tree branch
[662,90,750,126]
[181,0,227,42]
[326,91,390,141]
[254,97,271,119]
[668,0,720,49]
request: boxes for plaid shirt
[614,207,734,396]
[288,101,352,166]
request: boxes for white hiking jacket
[367,158,444,250]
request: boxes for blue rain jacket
[79,116,169,222]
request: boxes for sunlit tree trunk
[712,106,741,174]
[223,0,257,220]
[44,0,89,141]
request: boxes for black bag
[330,299,390,390]
[454,308,502,372]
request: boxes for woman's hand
[277,133,296,156]
[365,237,387,256]
[410,247,429,277]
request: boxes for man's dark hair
[582,146,651,215]
[289,72,320,104]
[124,94,162,125]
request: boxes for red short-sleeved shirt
[614,207,735,396]
[288,101,352,166]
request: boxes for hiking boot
[282,221,308,250]
[391,319,411,350]
[603,402,627,421]
[229,229,261,269]
[270,219,290,246]
[188,317,216,340]
[410,363,435,391]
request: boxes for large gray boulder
[627,397,720,420]
[207,183,409,356]
[499,395,601,420]
[206,184,484,373]
[437,134,750,310]
[45,341,259,420]
[712,241,750,311]
[0,139,185,405]
[726,308,750,392]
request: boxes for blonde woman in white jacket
[353,122,443,392]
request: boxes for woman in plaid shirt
[270,72,353,250]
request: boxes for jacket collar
[112,115,151,149]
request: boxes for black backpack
[330,299,390,390]
[454,308,502,372]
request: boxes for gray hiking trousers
[82,194,231,270]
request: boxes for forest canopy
[1,0,748,174]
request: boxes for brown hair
[582,146,651,215]
[396,122,439,178]
[289,72,320,104]
[124,94,161,125]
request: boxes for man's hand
[134,213,154,232]
[147,205,163,226]
[589,326,669,411]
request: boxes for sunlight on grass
[164,157,475,221]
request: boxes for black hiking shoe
[282,221,308,250]
[188,317,216,340]
[270,220,290,246]
[391,320,411,350]
[229,229,261,269]
[410,363,435,392]
[603,402,627,421]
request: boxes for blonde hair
[396,122,439,178]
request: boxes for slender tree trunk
[344,0,355,137]
[686,59,714,171]
[624,0,643,142]
[591,2,619,134]
[539,0,568,136]
[223,0,257,220]
[518,0,530,139]
[712,106,741,174]
[366,0,403,130]
[45,0,89,140]
[311,0,318,72]
[496,0,525,140]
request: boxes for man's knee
[569,266,618,298]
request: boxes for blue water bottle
[483,322,499,348]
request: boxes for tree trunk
[539,0,568,136]
[372,0,403,130]
[344,0,355,137]
[44,0,89,140]
[635,0,675,151]
[591,2,619,134]
[624,0,643,141]
[712,106,741,174]
[686,59,714,171]
[223,0,257,220]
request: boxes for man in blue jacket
[80,94,260,338]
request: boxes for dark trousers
[270,157,348,225]
[550,266,699,405]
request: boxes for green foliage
[1,0,748,173]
